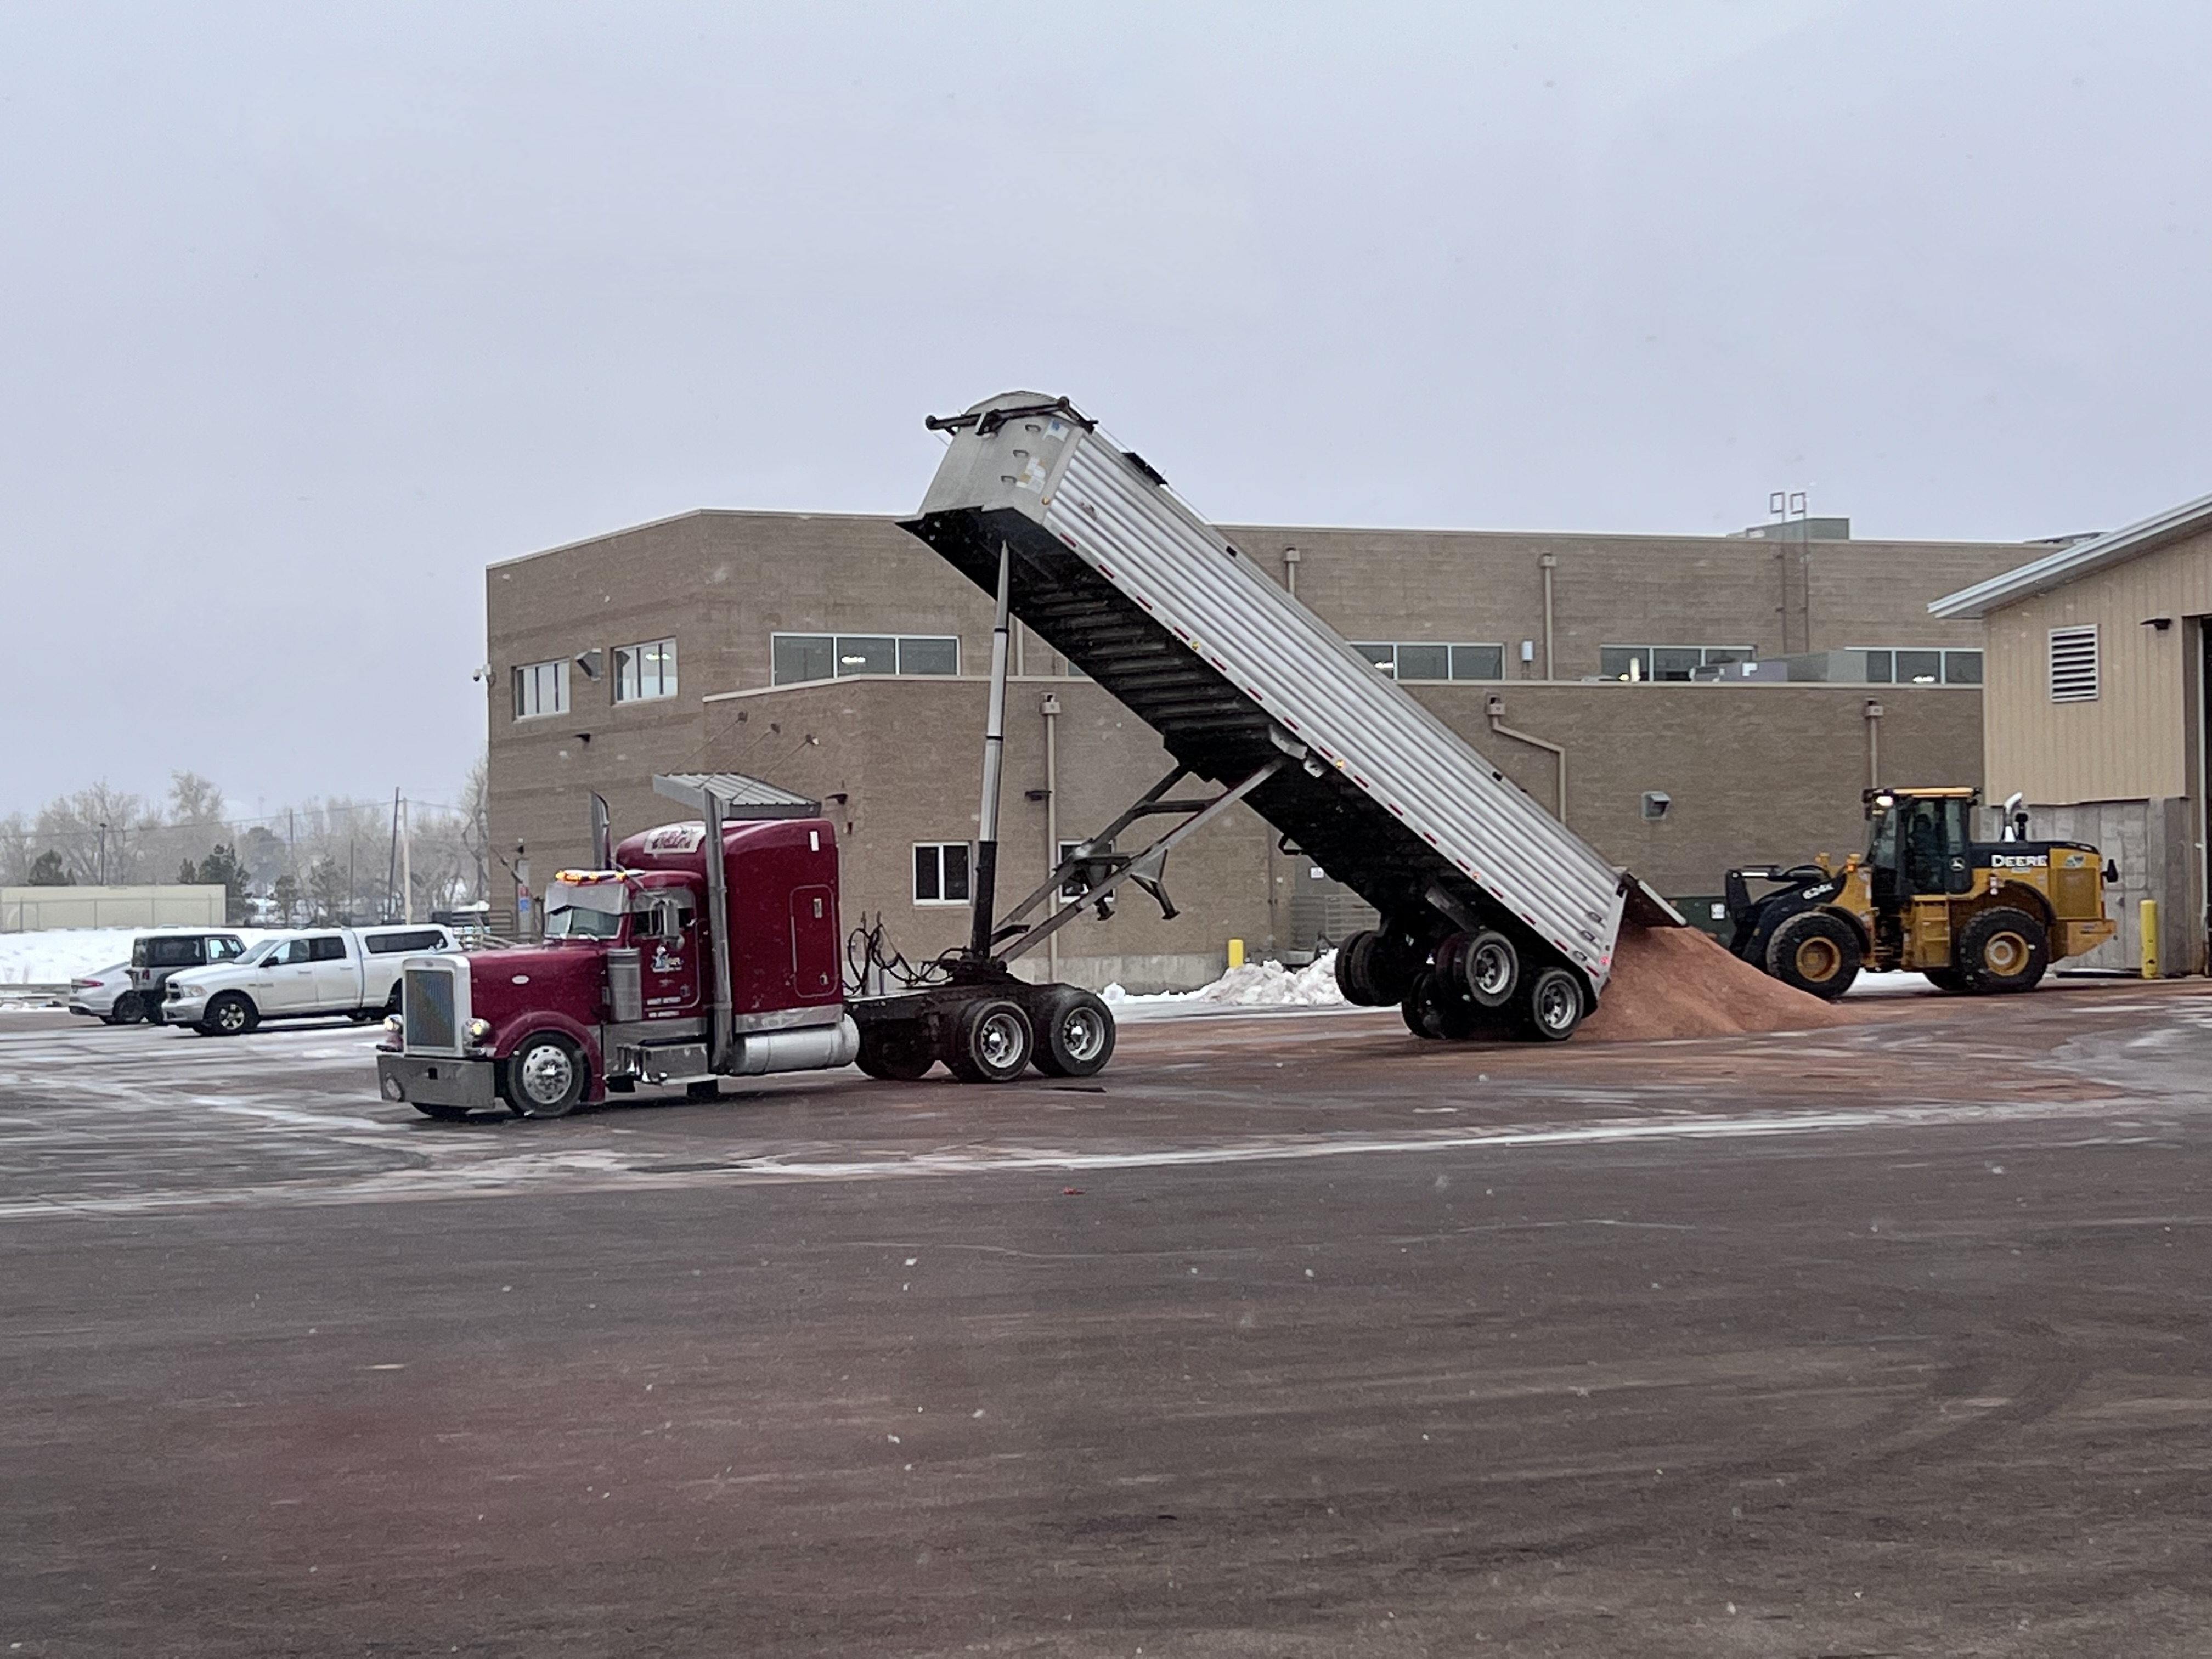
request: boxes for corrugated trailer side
[901,391,1633,997]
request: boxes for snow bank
[0,928,147,986]
[1103,950,1347,1009]
[0,926,276,986]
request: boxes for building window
[511,659,568,719]
[2049,626,2098,702]
[773,633,962,686]
[1855,647,1983,686]
[1600,646,1755,682]
[913,842,972,905]
[613,639,678,702]
[1350,642,1506,681]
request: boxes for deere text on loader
[1724,787,2118,999]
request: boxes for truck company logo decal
[1990,855,2045,869]
[642,826,706,853]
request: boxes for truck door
[308,934,356,1008]
[258,938,320,1011]
[637,895,701,1016]
[790,885,839,1000]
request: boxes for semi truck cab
[376,814,857,1120]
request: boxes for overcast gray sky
[4,1,2207,820]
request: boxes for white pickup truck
[164,925,455,1035]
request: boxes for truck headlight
[383,1015,404,1040]
[466,1018,492,1043]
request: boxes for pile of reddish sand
[1578,922,1853,1042]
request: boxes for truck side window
[210,937,244,962]
[308,936,347,962]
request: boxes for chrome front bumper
[376,1052,498,1109]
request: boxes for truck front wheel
[505,1032,586,1117]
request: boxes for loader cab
[1865,788,1976,910]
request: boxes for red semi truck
[375,774,1119,1119]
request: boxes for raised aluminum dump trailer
[901,391,1681,1042]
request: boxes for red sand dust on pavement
[1579,922,1853,1042]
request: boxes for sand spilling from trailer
[1578,922,1852,1042]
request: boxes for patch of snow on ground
[1103,950,1346,1009]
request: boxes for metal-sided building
[1933,490,2212,976]
[486,507,2041,990]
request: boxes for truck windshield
[545,880,629,939]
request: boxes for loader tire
[1923,966,1972,994]
[1957,907,2048,994]
[1765,911,1861,1000]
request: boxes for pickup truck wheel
[384,983,404,1016]
[1513,966,1587,1042]
[944,998,1032,1084]
[505,1032,586,1117]
[1032,988,1115,1077]
[206,991,258,1036]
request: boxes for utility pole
[97,821,108,886]
[386,791,402,923]
[399,796,413,924]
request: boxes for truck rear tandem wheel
[1361,917,1583,1043]
[851,978,1119,1084]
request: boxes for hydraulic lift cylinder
[969,541,1013,960]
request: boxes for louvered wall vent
[2049,625,2099,702]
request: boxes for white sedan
[67,963,145,1024]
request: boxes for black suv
[127,932,248,1025]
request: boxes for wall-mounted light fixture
[2142,616,2174,632]
[1641,791,1672,821]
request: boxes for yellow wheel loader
[1724,787,2118,1000]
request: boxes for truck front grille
[404,966,458,1052]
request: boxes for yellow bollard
[2140,900,2159,979]
[1227,938,1245,970]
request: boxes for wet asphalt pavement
[3,980,2211,1657]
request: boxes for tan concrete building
[1933,490,2212,975]
[488,510,2040,989]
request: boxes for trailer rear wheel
[1764,911,1862,1000]
[1401,973,1445,1039]
[1334,932,1387,1005]
[944,999,1033,1084]
[1033,988,1115,1077]
[856,1025,934,1081]
[1449,929,1519,1009]
[1514,967,1587,1042]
